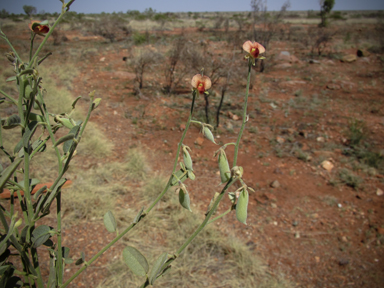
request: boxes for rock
[376,188,383,196]
[276,136,285,144]
[295,231,300,238]
[309,59,321,64]
[321,160,334,172]
[317,136,325,142]
[271,203,277,209]
[339,236,348,243]
[315,256,320,263]
[338,258,349,266]
[276,51,291,61]
[270,180,280,189]
[275,63,292,69]
[99,57,105,62]
[324,59,335,65]
[341,54,357,63]
[279,80,306,88]
[195,137,204,146]
[232,114,240,121]
[327,84,341,90]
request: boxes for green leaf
[75,252,85,266]
[103,211,117,233]
[148,252,168,285]
[31,139,46,153]
[187,170,195,181]
[123,246,149,277]
[178,188,192,212]
[54,133,75,148]
[33,185,47,200]
[0,158,22,192]
[23,121,39,148]
[13,139,23,156]
[63,125,80,154]
[71,96,82,109]
[5,76,16,82]
[1,115,21,129]
[32,225,52,248]
[133,207,145,224]
[236,189,249,225]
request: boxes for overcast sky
[1,0,383,14]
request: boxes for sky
[1,0,383,14]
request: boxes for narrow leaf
[63,125,80,154]
[71,96,82,109]
[133,207,145,224]
[23,121,38,148]
[54,133,75,148]
[103,211,117,233]
[148,252,168,285]
[123,246,149,277]
[32,225,52,248]
[0,158,22,191]
[5,76,16,82]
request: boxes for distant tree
[0,8,9,18]
[23,5,37,17]
[319,0,335,27]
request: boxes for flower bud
[218,150,231,184]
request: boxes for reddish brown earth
[1,23,384,287]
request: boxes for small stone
[340,236,348,243]
[376,188,383,196]
[309,59,321,64]
[341,54,357,63]
[295,231,300,238]
[271,203,277,209]
[317,136,325,142]
[312,213,319,219]
[321,160,334,172]
[232,114,240,121]
[292,220,299,227]
[270,180,280,188]
[100,57,105,62]
[273,221,278,225]
[315,256,320,263]
[338,258,349,266]
[195,137,204,146]
[276,136,285,144]
[327,84,341,90]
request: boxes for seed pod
[24,84,33,100]
[182,145,193,171]
[236,188,249,225]
[218,150,231,184]
[202,126,216,144]
[178,185,192,212]
[187,170,195,181]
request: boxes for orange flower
[191,74,212,94]
[242,41,265,59]
[28,20,50,35]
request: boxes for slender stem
[56,192,63,285]
[175,178,235,256]
[29,33,35,62]
[61,223,136,288]
[207,208,232,225]
[62,91,197,287]
[31,247,44,288]
[0,89,17,105]
[28,10,66,69]
[146,91,196,213]
[233,60,252,167]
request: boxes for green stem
[175,178,235,256]
[146,91,196,213]
[60,223,136,288]
[56,192,63,285]
[31,247,44,288]
[207,208,232,225]
[233,60,252,167]
[0,89,17,105]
